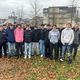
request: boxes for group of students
[0,23,80,64]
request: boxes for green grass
[0,51,80,80]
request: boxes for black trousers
[15,42,23,57]
[45,42,50,58]
[58,42,62,58]
[0,42,7,57]
[50,43,58,60]
[71,44,79,59]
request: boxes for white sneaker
[60,58,64,62]
[28,55,31,59]
[24,56,27,59]
[41,55,43,58]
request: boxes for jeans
[39,40,45,56]
[8,42,15,56]
[62,43,72,60]
[24,42,32,57]
[32,42,39,55]
[0,42,7,57]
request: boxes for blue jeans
[24,43,32,57]
[39,40,45,56]
[62,43,72,60]
[8,42,15,56]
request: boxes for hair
[16,24,21,27]
[53,24,57,27]
[67,23,72,26]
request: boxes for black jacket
[0,30,7,44]
[44,29,50,43]
[24,30,32,43]
[32,29,40,42]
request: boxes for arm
[48,31,51,41]
[69,30,74,45]
[61,30,65,45]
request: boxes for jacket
[14,27,24,42]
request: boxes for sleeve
[48,31,51,41]
[69,30,74,45]
[58,31,60,41]
[61,30,65,45]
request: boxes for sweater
[48,29,60,44]
[61,28,74,45]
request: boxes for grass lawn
[0,51,80,80]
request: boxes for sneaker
[60,58,64,62]
[28,55,31,59]
[41,54,43,58]
[24,56,27,59]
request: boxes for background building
[43,6,76,24]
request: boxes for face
[52,25,57,30]
[3,26,7,30]
[10,25,13,29]
[26,26,30,30]
[18,25,21,28]
[66,23,71,28]
[75,24,79,29]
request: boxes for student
[32,26,40,55]
[44,24,51,58]
[71,24,80,60]
[48,25,60,60]
[24,25,32,59]
[60,23,74,64]
[14,24,24,58]
[39,24,45,57]
[6,24,15,57]
[57,23,64,59]
[0,25,7,58]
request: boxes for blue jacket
[6,28,15,43]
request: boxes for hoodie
[48,29,60,44]
[61,28,74,45]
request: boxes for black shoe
[68,59,72,64]
[8,56,12,58]
[50,56,53,60]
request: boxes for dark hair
[67,23,71,26]
[16,24,21,27]
[53,24,57,27]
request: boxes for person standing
[71,24,80,60]
[0,25,7,58]
[14,24,24,58]
[48,25,60,60]
[60,23,74,64]
[6,24,15,57]
[24,25,32,59]
[39,24,45,57]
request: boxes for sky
[0,0,79,19]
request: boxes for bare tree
[16,5,24,23]
[29,0,42,25]
[69,0,79,24]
